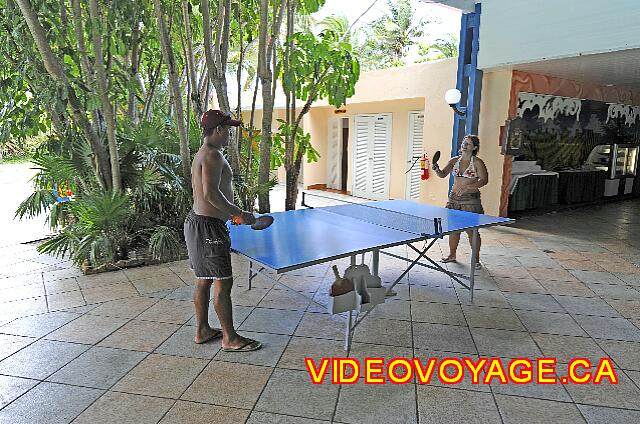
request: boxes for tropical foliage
[1,0,361,268]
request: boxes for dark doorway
[341,119,349,192]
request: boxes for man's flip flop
[441,257,457,263]
[194,329,222,344]
[221,339,262,352]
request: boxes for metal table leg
[470,229,479,302]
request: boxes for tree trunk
[127,10,141,123]
[70,0,101,134]
[16,0,112,190]
[89,0,122,192]
[182,0,202,119]
[201,0,240,175]
[256,0,272,213]
[154,0,192,185]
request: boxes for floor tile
[505,292,565,312]
[0,339,88,379]
[410,285,459,304]
[573,315,640,341]
[0,375,38,408]
[112,353,207,399]
[239,307,304,335]
[246,411,330,424]
[597,340,640,371]
[294,312,349,341]
[411,301,466,325]
[44,278,80,294]
[531,333,607,364]
[99,319,180,352]
[570,270,623,285]
[353,317,413,347]
[471,328,543,358]
[159,400,251,424]
[82,282,139,304]
[462,305,525,331]
[87,296,159,318]
[278,336,345,371]
[515,310,587,336]
[413,322,476,354]
[335,380,416,424]
[367,298,412,321]
[416,385,501,424]
[73,391,174,424]
[45,314,128,344]
[0,334,34,361]
[47,346,146,389]
[578,404,640,424]
[254,368,339,421]
[257,288,313,311]
[564,369,640,410]
[76,271,128,289]
[181,360,272,408]
[137,299,196,324]
[457,288,510,308]
[495,394,585,424]
[606,300,640,319]
[0,381,103,424]
[130,274,185,295]
[537,280,596,297]
[554,295,622,317]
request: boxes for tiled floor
[1,198,640,423]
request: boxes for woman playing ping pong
[431,135,488,269]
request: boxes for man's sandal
[221,339,262,352]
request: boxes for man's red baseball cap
[201,109,241,130]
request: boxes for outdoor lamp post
[445,88,466,116]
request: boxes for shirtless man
[183,109,262,352]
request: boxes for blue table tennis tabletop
[230,199,512,273]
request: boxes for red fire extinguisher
[420,153,430,180]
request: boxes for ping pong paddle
[251,215,274,230]
[432,150,441,165]
[330,265,354,297]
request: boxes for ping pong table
[230,192,512,349]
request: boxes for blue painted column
[450,2,483,190]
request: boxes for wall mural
[504,92,640,170]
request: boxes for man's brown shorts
[184,210,233,280]
[446,192,485,214]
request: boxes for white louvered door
[406,111,425,200]
[352,114,392,200]
[326,118,341,189]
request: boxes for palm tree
[361,0,427,69]
[416,33,459,62]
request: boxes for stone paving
[1,198,640,423]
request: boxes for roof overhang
[417,0,477,13]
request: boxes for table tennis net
[301,192,442,236]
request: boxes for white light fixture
[445,88,462,105]
[444,88,466,116]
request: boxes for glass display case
[585,144,612,175]
[614,145,638,177]
[586,144,638,178]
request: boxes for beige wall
[476,70,512,216]
[307,59,463,206]
[242,59,512,216]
